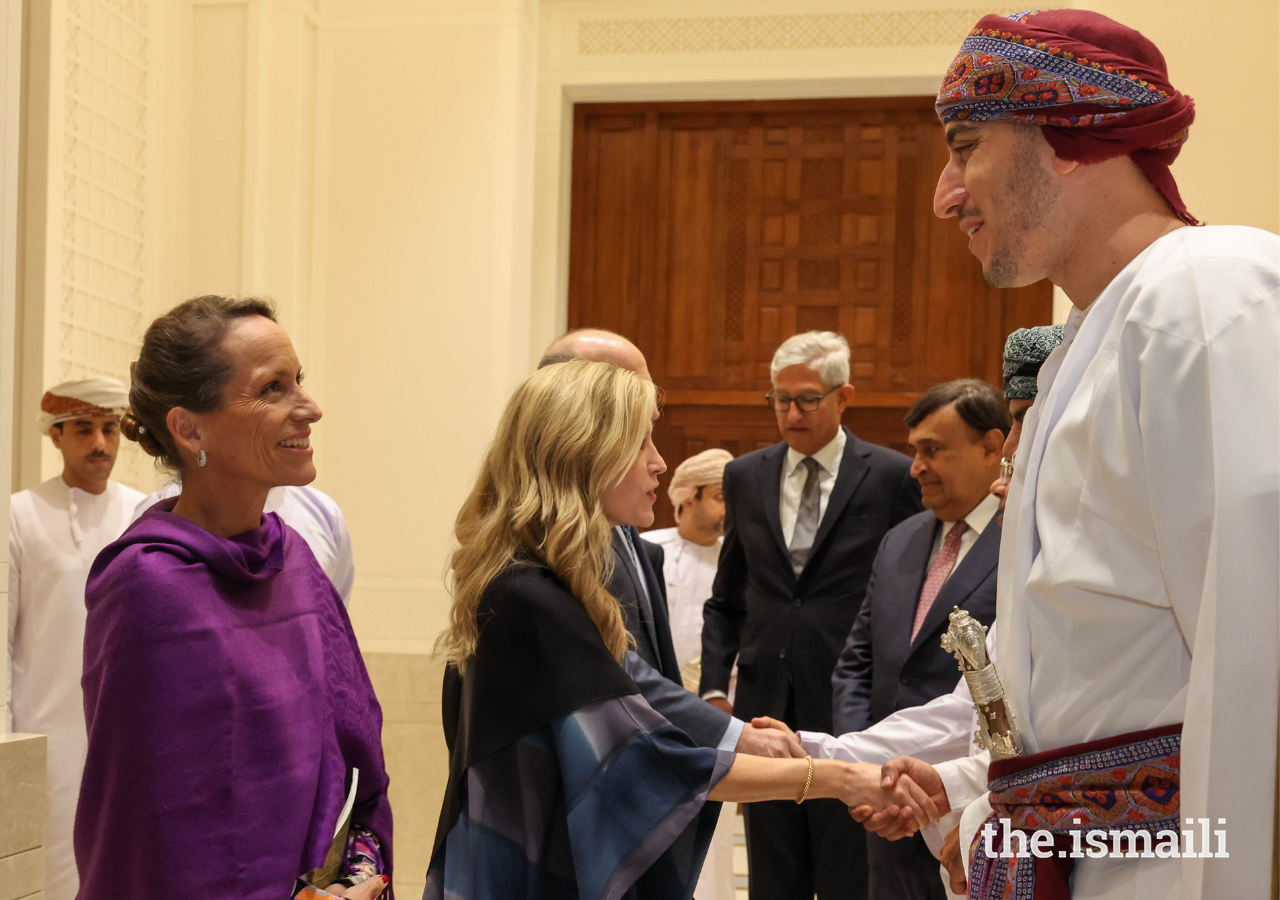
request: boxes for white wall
[315,0,539,655]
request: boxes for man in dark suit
[700,331,923,900]
[539,328,804,757]
[831,379,1009,900]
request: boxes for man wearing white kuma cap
[643,447,736,900]
[8,376,146,900]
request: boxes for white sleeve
[799,622,997,764]
[130,492,156,523]
[798,729,858,762]
[1131,263,1279,899]
[921,750,992,859]
[328,504,355,608]
[130,483,179,523]
[800,675,975,765]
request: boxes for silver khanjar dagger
[940,607,1022,760]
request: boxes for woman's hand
[302,876,389,899]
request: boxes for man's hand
[707,697,733,715]
[735,719,807,758]
[880,756,949,817]
[849,756,949,839]
[749,716,799,743]
[941,823,967,895]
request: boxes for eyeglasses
[764,385,839,412]
[999,455,1016,480]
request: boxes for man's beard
[984,132,1060,288]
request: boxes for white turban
[38,376,129,433]
[668,448,733,522]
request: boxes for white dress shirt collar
[785,425,846,478]
[928,491,1001,573]
[947,491,1001,538]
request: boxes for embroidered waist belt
[968,723,1182,900]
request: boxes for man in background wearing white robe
[644,447,736,900]
[132,482,355,605]
[926,8,1278,898]
[8,377,146,900]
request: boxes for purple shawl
[75,499,392,898]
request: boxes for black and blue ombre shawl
[424,560,733,900]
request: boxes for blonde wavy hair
[437,359,656,669]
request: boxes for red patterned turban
[936,9,1198,224]
[38,376,129,432]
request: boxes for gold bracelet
[796,755,814,804]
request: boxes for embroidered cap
[1003,325,1065,400]
[39,376,129,433]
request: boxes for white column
[1,0,49,893]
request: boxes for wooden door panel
[568,98,1053,529]
[659,126,721,382]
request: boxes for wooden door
[568,98,1052,529]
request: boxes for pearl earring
[197,449,207,468]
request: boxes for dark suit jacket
[831,508,1000,735]
[609,528,682,680]
[611,526,732,748]
[700,427,922,733]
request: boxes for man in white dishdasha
[922,7,1277,899]
[8,377,146,900]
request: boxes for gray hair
[769,331,850,387]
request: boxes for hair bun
[120,411,164,458]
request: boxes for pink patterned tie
[910,521,968,643]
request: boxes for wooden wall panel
[568,98,1053,529]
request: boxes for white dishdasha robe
[959,225,1278,899]
[8,476,145,900]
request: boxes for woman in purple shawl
[76,296,392,900]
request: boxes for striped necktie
[911,520,968,643]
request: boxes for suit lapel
[888,514,939,645]
[623,527,663,658]
[756,442,793,569]
[907,514,1001,656]
[631,528,682,679]
[805,428,872,569]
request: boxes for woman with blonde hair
[425,359,939,900]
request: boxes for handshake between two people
[733,716,950,835]
[740,716,969,895]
